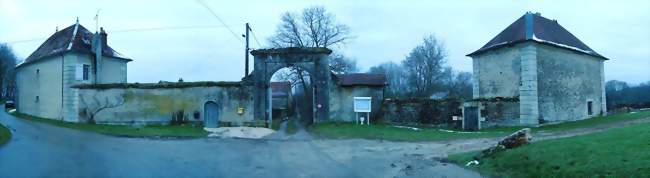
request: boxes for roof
[467,12,608,60]
[271,81,291,97]
[337,73,386,87]
[18,22,131,67]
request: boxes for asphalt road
[0,110,483,178]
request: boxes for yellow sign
[237,107,245,115]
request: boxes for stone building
[15,20,131,122]
[465,12,608,127]
[329,73,386,122]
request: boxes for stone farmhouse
[463,12,608,129]
[15,20,131,122]
[15,21,385,127]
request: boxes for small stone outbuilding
[465,12,608,127]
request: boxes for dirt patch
[204,127,275,139]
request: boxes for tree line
[0,43,17,101]
[605,80,650,109]
[268,6,472,100]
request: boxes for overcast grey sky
[1,0,649,84]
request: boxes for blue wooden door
[463,106,479,131]
[204,101,219,128]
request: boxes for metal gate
[204,101,219,128]
[463,106,479,131]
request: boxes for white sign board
[354,97,372,113]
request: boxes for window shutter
[75,64,83,80]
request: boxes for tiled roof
[468,12,608,60]
[337,73,386,86]
[271,81,291,97]
[18,23,131,67]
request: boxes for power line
[109,25,227,33]
[249,26,263,48]
[4,37,48,44]
[3,25,231,44]
[195,0,243,43]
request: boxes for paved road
[0,110,482,178]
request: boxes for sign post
[354,97,372,125]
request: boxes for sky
[1,0,649,84]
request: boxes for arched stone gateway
[204,101,220,128]
[251,47,332,127]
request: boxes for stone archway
[251,47,332,127]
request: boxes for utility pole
[244,23,251,77]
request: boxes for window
[82,64,90,80]
[587,101,593,116]
[35,96,39,103]
[36,69,40,74]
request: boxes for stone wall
[381,99,461,125]
[536,43,606,122]
[472,44,522,98]
[74,82,257,126]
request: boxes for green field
[11,112,208,138]
[0,124,10,145]
[449,122,650,177]
[310,110,650,142]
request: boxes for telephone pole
[244,23,251,77]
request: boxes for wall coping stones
[250,47,332,55]
[73,81,242,89]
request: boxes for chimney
[92,28,104,84]
[100,27,107,47]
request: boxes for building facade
[16,21,131,122]
[466,12,608,127]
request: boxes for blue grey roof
[468,12,608,60]
[18,23,131,67]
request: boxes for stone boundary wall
[73,82,257,126]
[381,99,461,125]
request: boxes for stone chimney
[100,27,107,47]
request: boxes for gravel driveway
[0,110,483,178]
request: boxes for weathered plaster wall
[76,85,255,126]
[16,55,64,120]
[62,53,96,122]
[472,45,522,98]
[536,44,605,122]
[329,86,384,122]
[99,57,128,83]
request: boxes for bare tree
[0,43,17,100]
[369,61,409,98]
[80,94,125,124]
[269,6,357,89]
[269,6,350,48]
[446,71,473,100]
[402,35,448,97]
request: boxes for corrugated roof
[271,81,291,97]
[468,12,608,60]
[337,73,386,87]
[18,23,131,67]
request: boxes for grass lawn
[286,119,298,135]
[310,110,650,142]
[0,124,10,145]
[448,122,650,177]
[11,112,208,138]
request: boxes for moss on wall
[74,81,241,90]
[122,90,199,114]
